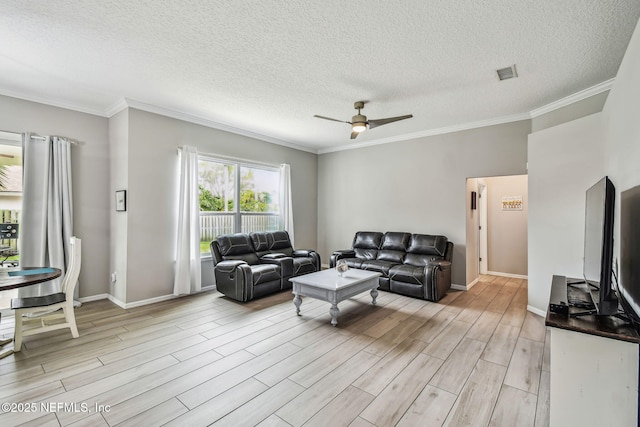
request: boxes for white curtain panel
[20,134,74,298]
[279,163,294,246]
[174,145,201,296]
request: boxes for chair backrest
[404,234,449,267]
[61,237,81,299]
[265,231,294,256]
[213,233,260,265]
[352,231,384,260]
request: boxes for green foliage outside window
[239,189,271,212]
[199,185,233,212]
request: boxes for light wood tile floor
[0,275,549,426]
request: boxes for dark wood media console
[545,275,640,425]
[546,274,640,343]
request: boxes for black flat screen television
[583,176,618,315]
[618,185,640,328]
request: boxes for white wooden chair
[11,237,81,351]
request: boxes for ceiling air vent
[497,65,518,81]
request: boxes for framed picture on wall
[116,190,127,212]
[501,195,523,211]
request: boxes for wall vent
[497,65,518,81]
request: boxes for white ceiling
[1,1,639,153]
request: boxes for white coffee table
[290,268,382,326]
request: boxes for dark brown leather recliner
[211,231,320,302]
[330,231,453,302]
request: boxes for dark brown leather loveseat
[329,231,453,302]
[211,230,321,302]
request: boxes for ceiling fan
[314,101,413,139]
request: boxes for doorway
[465,175,528,288]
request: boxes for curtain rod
[0,129,79,145]
[177,146,280,169]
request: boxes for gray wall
[485,175,528,276]
[527,17,640,314]
[528,113,605,313]
[116,108,318,303]
[531,91,609,133]
[0,95,111,299]
[108,109,129,302]
[603,17,640,296]
[0,48,620,306]
[465,178,479,285]
[317,120,531,287]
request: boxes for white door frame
[478,182,488,274]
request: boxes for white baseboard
[451,278,480,292]
[78,293,110,303]
[82,285,217,310]
[106,294,127,309]
[527,305,547,318]
[487,271,528,280]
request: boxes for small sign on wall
[502,195,523,211]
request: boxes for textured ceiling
[1,1,639,153]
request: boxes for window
[0,134,23,266]
[198,157,280,254]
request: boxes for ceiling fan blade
[350,131,359,140]
[368,114,413,129]
[314,115,351,124]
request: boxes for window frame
[198,155,281,255]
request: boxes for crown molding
[115,98,317,154]
[319,78,615,154]
[105,98,128,117]
[0,88,109,117]
[1,77,615,155]
[529,78,614,118]
[317,112,532,154]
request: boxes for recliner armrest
[292,249,313,257]
[261,253,287,260]
[216,260,248,273]
[329,249,356,268]
[428,260,451,271]
[334,249,355,257]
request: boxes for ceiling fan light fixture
[314,101,412,139]
[352,113,367,132]
[352,122,367,133]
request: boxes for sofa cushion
[361,260,396,276]
[404,254,444,267]
[353,232,383,249]
[293,257,316,276]
[407,234,448,257]
[381,232,411,251]
[377,250,405,263]
[375,232,409,263]
[404,234,448,265]
[250,264,281,286]
[267,231,294,256]
[250,232,270,252]
[216,234,260,265]
[353,231,383,260]
[389,264,425,286]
